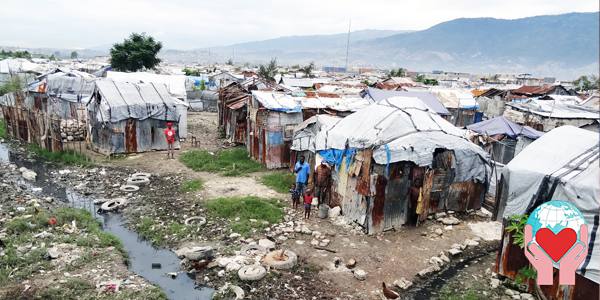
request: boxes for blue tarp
[467,116,543,139]
[319,148,356,168]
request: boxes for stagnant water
[1,143,214,300]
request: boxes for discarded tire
[93,198,108,204]
[238,265,267,281]
[240,244,267,256]
[127,177,150,186]
[119,185,140,192]
[131,172,151,179]
[184,216,207,226]
[262,250,297,270]
[100,198,127,211]
[218,284,245,299]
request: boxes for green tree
[110,33,162,72]
[183,67,200,76]
[49,54,57,61]
[199,80,206,91]
[389,68,406,77]
[299,62,315,78]
[258,58,278,81]
[70,51,78,59]
[574,75,599,91]
[226,58,234,66]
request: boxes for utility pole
[345,19,351,73]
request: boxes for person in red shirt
[164,122,176,159]
[303,189,313,219]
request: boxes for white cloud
[0,0,597,49]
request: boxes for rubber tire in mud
[131,172,151,179]
[184,216,207,226]
[100,198,126,211]
[262,250,297,270]
[119,185,140,192]
[240,244,267,256]
[127,177,150,185]
[238,265,267,281]
[93,198,108,204]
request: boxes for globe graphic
[527,200,586,240]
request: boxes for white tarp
[315,97,466,150]
[312,96,489,181]
[500,125,600,284]
[107,71,187,100]
[291,114,342,152]
[0,58,46,74]
[92,79,186,124]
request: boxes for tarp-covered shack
[86,79,187,155]
[494,126,599,300]
[312,97,490,233]
[247,91,303,169]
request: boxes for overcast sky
[1,0,597,50]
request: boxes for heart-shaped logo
[535,228,577,262]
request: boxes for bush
[206,196,284,235]
[179,147,262,176]
[28,144,91,166]
[261,172,295,193]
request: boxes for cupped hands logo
[524,200,589,285]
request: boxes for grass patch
[0,119,6,139]
[179,147,262,176]
[181,179,204,192]
[135,217,197,247]
[206,196,284,236]
[261,172,295,193]
[28,144,92,167]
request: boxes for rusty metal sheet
[372,174,387,232]
[445,181,485,211]
[125,119,137,153]
[356,149,372,195]
[419,170,434,222]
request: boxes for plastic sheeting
[291,114,341,152]
[107,71,187,100]
[364,87,450,115]
[315,97,466,150]
[373,131,490,182]
[91,79,186,123]
[467,116,543,139]
[432,88,479,109]
[311,97,489,182]
[252,91,302,113]
[499,126,600,284]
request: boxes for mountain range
[3,12,598,79]
[160,12,599,79]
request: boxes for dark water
[1,143,214,300]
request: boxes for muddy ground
[1,112,521,299]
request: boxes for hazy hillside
[161,12,599,78]
[363,12,599,74]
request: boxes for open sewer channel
[1,143,214,300]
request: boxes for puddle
[2,142,214,300]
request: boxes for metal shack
[86,79,187,155]
[494,126,599,300]
[312,97,490,233]
[247,91,303,169]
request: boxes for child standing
[303,189,313,219]
[289,183,300,209]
